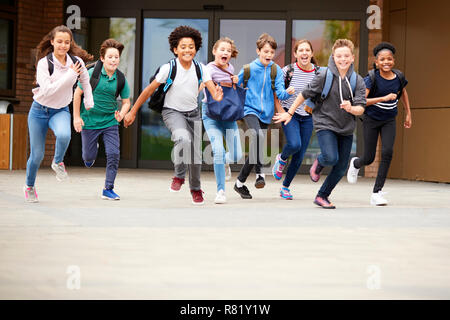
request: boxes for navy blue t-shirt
[364,70,408,121]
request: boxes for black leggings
[354,115,396,193]
[237,114,269,183]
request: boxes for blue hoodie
[237,59,292,124]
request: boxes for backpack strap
[367,69,377,98]
[193,59,203,87]
[115,69,126,99]
[243,64,250,88]
[321,68,333,100]
[46,53,54,76]
[270,63,277,91]
[89,60,103,93]
[392,68,406,99]
[163,58,177,92]
[284,63,295,89]
[349,71,357,94]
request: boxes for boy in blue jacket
[234,33,294,199]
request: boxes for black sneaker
[234,183,252,199]
[255,175,265,189]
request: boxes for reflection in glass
[292,20,360,165]
[0,18,13,91]
[220,19,286,72]
[140,18,208,161]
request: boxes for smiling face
[294,42,313,67]
[101,48,120,74]
[51,31,71,59]
[257,43,275,66]
[333,46,355,73]
[375,49,395,72]
[213,41,232,67]
[173,37,197,64]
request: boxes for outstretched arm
[124,79,160,128]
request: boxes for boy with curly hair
[124,25,223,205]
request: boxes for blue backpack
[304,68,357,113]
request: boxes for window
[0,13,15,96]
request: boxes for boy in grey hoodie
[274,39,366,209]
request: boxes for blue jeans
[316,130,353,198]
[280,113,313,188]
[202,102,243,191]
[26,101,71,187]
[81,125,120,190]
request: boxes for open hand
[70,61,82,75]
[273,112,292,125]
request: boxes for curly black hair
[373,42,396,56]
[168,25,203,56]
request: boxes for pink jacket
[32,53,94,109]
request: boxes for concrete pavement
[0,167,449,299]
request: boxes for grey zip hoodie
[301,55,366,136]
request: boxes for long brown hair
[35,25,93,66]
[293,39,317,65]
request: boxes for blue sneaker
[272,153,287,180]
[280,187,293,200]
[84,160,95,168]
[102,188,120,200]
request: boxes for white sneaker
[347,157,360,184]
[370,191,388,206]
[24,186,38,203]
[51,161,68,181]
[225,163,231,181]
[214,189,227,204]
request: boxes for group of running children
[23,25,412,209]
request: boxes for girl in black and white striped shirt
[272,39,318,200]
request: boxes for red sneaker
[309,158,323,182]
[170,177,185,192]
[191,189,205,205]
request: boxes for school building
[0,0,449,183]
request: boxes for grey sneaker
[51,161,68,181]
[24,186,38,203]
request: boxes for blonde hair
[213,37,239,58]
[331,39,355,54]
[256,33,277,50]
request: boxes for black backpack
[284,63,320,89]
[86,60,126,98]
[367,68,407,99]
[147,58,203,113]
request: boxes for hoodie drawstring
[338,76,354,104]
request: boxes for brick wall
[364,0,383,178]
[16,0,64,166]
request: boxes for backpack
[284,63,320,89]
[304,68,357,113]
[243,63,277,90]
[367,68,407,100]
[86,60,126,99]
[147,58,203,113]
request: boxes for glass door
[139,12,212,168]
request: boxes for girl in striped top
[271,39,318,200]
[346,42,412,206]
